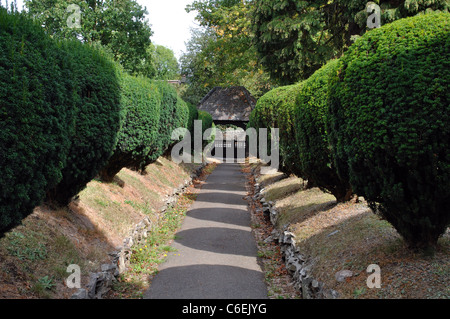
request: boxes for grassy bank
[0,156,201,299]
[252,162,449,299]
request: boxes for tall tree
[24,0,153,76]
[151,44,180,80]
[181,0,274,105]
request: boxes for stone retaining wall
[71,165,205,299]
[253,179,340,299]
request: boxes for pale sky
[139,0,199,59]
[13,0,199,60]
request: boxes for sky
[12,0,199,60]
[138,0,199,59]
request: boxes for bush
[151,82,181,160]
[138,83,190,169]
[99,73,162,181]
[197,110,213,135]
[328,13,450,249]
[46,41,122,206]
[186,102,199,134]
[294,59,352,202]
[248,84,304,177]
[174,96,189,137]
[0,9,75,232]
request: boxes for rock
[335,270,353,282]
[101,263,116,273]
[327,230,340,237]
[301,277,313,299]
[70,288,88,299]
[87,271,116,299]
[312,279,320,289]
[269,208,278,225]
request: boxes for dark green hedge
[0,9,75,232]
[174,96,189,137]
[248,84,304,177]
[197,110,213,136]
[99,74,162,181]
[294,59,352,202]
[0,9,192,233]
[139,83,189,168]
[186,102,199,134]
[46,41,122,206]
[328,12,450,249]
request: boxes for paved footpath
[144,163,268,299]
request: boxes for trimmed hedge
[197,110,213,136]
[0,9,192,233]
[99,74,162,181]
[99,80,191,179]
[139,83,190,169]
[248,83,304,177]
[294,59,352,202]
[186,102,199,134]
[174,96,189,136]
[0,9,76,232]
[328,13,450,249]
[46,41,122,206]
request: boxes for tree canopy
[24,0,153,76]
[251,0,450,84]
[180,0,274,105]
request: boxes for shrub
[327,13,450,249]
[186,102,199,134]
[294,59,352,202]
[197,110,213,135]
[151,82,181,159]
[248,84,304,177]
[0,9,75,232]
[138,83,190,169]
[46,41,122,206]
[174,96,189,137]
[99,73,162,181]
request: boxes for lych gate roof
[197,86,256,122]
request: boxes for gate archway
[197,87,256,163]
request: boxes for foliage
[327,12,450,249]
[99,73,162,181]
[150,44,180,80]
[186,102,199,134]
[24,0,153,77]
[181,0,274,105]
[197,110,214,135]
[251,0,449,85]
[46,41,122,206]
[248,83,304,177]
[0,9,76,232]
[294,59,352,202]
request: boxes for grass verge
[250,161,449,299]
[0,156,202,299]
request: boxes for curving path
[144,163,268,299]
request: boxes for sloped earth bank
[0,156,203,299]
[243,161,449,299]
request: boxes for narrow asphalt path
[144,163,268,299]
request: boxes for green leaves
[24,0,153,77]
[0,9,76,232]
[328,12,450,249]
[294,59,352,202]
[181,0,274,105]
